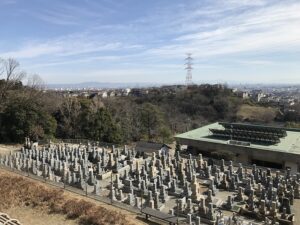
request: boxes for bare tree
[27,74,45,90]
[0,58,26,82]
[0,61,4,78]
[0,58,26,101]
[22,74,46,102]
[58,98,82,138]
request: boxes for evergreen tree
[89,108,122,143]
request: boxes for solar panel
[219,122,287,137]
[209,122,285,145]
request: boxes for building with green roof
[175,122,300,173]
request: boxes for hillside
[0,170,144,225]
[236,104,278,123]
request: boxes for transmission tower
[185,53,193,86]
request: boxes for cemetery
[0,138,299,225]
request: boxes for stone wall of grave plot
[116,165,130,176]
[99,171,112,180]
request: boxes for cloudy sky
[0,0,299,84]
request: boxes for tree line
[0,58,174,143]
[2,58,298,144]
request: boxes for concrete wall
[284,161,299,173]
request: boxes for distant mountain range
[46,82,166,90]
[46,81,300,90]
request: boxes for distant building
[108,91,115,97]
[280,98,295,106]
[81,92,89,98]
[236,91,249,99]
[115,91,123,97]
[122,88,131,96]
[251,90,265,102]
[70,93,78,97]
[130,88,149,97]
[176,122,300,173]
[99,91,108,98]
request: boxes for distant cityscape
[45,83,300,116]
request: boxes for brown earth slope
[0,170,146,225]
[237,104,277,123]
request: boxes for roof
[175,122,300,156]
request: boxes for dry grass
[0,171,137,225]
[237,104,277,123]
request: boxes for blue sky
[0,0,300,84]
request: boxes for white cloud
[1,44,62,58]
[32,12,79,26]
[26,56,122,69]
[144,1,300,60]
[25,0,114,26]
[1,33,126,59]
[2,0,300,84]
[221,0,268,7]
